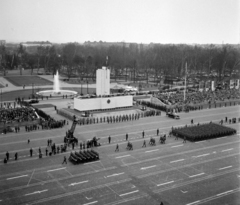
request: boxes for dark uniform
[30,148,33,157]
[15,152,18,160]
[142,140,146,147]
[126,133,128,141]
[6,151,9,161]
[115,144,119,152]
[157,129,159,136]
[62,156,67,164]
[108,136,111,144]
[142,131,145,138]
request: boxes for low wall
[74,96,133,111]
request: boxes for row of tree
[0,42,239,82]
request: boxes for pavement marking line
[119,190,139,197]
[115,155,131,159]
[6,175,28,180]
[170,159,185,163]
[192,153,210,158]
[221,148,233,152]
[141,165,156,170]
[145,149,159,153]
[189,173,205,178]
[171,144,183,148]
[186,200,200,205]
[25,189,48,196]
[105,172,125,178]
[83,201,98,205]
[218,166,232,170]
[216,190,233,196]
[157,181,174,187]
[68,180,89,186]
[84,161,101,165]
[47,167,66,172]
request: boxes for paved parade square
[0,103,239,205]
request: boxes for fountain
[36,71,78,97]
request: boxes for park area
[4,76,52,86]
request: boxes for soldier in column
[126,133,128,141]
[142,130,145,138]
[108,135,111,144]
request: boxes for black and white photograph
[0,0,239,204]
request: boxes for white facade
[74,96,133,111]
[96,67,110,96]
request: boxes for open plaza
[0,70,239,205]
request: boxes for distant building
[21,41,52,53]
[0,40,6,45]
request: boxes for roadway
[0,105,239,205]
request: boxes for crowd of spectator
[158,88,240,106]
[0,107,38,124]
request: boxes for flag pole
[184,61,187,102]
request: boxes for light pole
[87,80,88,94]
[81,78,83,95]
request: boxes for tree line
[0,42,239,82]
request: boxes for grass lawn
[4,76,52,86]
[1,87,96,102]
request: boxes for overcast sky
[0,0,239,44]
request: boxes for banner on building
[236,79,239,89]
[230,79,234,89]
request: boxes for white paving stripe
[221,148,233,152]
[47,167,66,172]
[105,172,125,178]
[115,155,131,159]
[218,166,232,170]
[83,201,98,205]
[7,175,28,180]
[186,200,200,205]
[68,180,89,186]
[189,173,205,178]
[119,190,139,197]
[25,189,48,196]
[171,144,183,148]
[216,190,233,196]
[141,165,156,170]
[192,153,210,158]
[145,149,159,153]
[84,161,100,165]
[157,181,174,186]
[170,159,185,163]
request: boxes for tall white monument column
[96,67,110,96]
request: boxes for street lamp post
[87,81,88,94]
[81,78,83,95]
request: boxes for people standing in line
[115,144,119,152]
[108,135,111,144]
[126,133,128,141]
[62,156,67,164]
[30,148,33,157]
